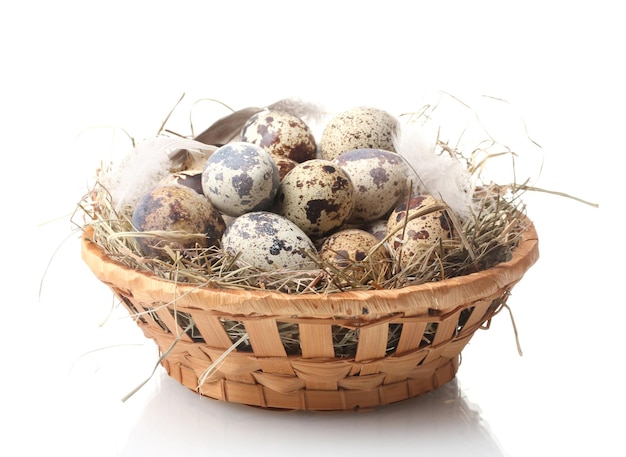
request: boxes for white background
[2,1,622,456]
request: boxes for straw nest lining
[75,95,537,295]
[77,170,530,294]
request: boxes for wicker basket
[81,220,538,411]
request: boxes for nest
[74,96,549,408]
[75,92,533,294]
[78,181,528,290]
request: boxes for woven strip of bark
[81,219,539,410]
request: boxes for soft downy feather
[103,136,216,212]
[267,97,329,141]
[394,117,475,219]
[268,98,327,125]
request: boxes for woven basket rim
[81,218,539,320]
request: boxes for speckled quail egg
[201,142,280,217]
[386,194,454,269]
[274,159,355,239]
[319,228,391,283]
[334,148,409,223]
[270,153,299,181]
[320,106,399,161]
[131,185,226,258]
[222,211,318,271]
[240,110,317,163]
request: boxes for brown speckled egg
[241,110,317,163]
[386,195,454,269]
[131,185,226,258]
[270,153,299,181]
[334,148,409,223]
[274,159,355,239]
[319,228,390,284]
[222,211,318,271]
[320,107,399,161]
[201,142,280,217]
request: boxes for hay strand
[121,321,195,402]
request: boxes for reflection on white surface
[116,377,505,457]
[55,313,507,457]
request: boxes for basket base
[161,354,459,411]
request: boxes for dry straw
[76,171,531,294]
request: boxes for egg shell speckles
[222,211,318,271]
[319,229,390,283]
[386,195,454,269]
[270,153,299,181]
[274,159,355,238]
[320,229,389,267]
[334,148,409,223]
[240,110,317,163]
[131,185,226,258]
[319,106,399,161]
[201,142,280,217]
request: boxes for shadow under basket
[81,220,539,411]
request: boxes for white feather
[268,98,327,125]
[103,136,215,212]
[267,97,329,143]
[394,118,475,219]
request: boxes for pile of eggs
[131,106,455,282]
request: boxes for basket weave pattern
[81,221,538,411]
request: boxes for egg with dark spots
[241,110,317,163]
[319,229,390,284]
[334,148,409,223]
[386,194,455,269]
[320,106,399,161]
[201,142,280,217]
[131,185,226,259]
[274,159,355,238]
[222,211,318,271]
[270,153,299,181]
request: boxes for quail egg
[334,148,409,223]
[131,185,226,258]
[274,159,355,238]
[222,211,318,271]
[240,110,317,163]
[319,228,390,284]
[386,194,454,269]
[320,106,399,161]
[271,153,299,181]
[201,142,280,217]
